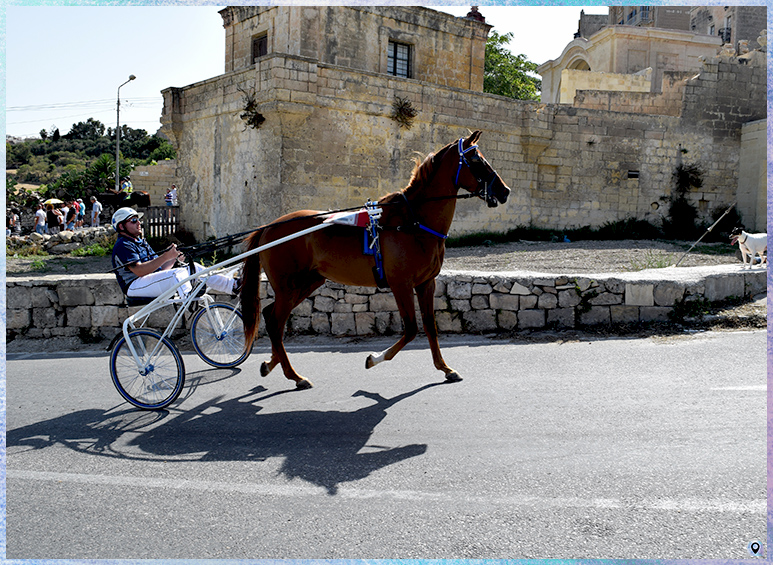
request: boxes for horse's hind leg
[263,276,325,389]
[415,279,461,382]
[259,303,280,377]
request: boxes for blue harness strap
[455,137,479,187]
[360,194,448,289]
[364,202,388,288]
[418,224,448,240]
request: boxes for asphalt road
[6,330,767,559]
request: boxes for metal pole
[674,202,736,267]
[115,75,136,194]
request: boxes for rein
[179,193,478,258]
[180,137,492,256]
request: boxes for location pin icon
[748,541,762,556]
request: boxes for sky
[4,4,608,140]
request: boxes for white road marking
[8,469,765,514]
[710,386,766,391]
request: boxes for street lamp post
[115,74,136,194]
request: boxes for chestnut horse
[240,131,510,389]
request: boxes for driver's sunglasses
[127,217,140,224]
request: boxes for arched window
[568,59,591,71]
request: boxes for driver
[108,176,133,199]
[110,207,238,299]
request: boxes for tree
[64,118,106,140]
[484,31,541,101]
[7,142,32,168]
[662,163,703,240]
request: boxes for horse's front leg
[415,278,462,382]
[366,284,419,370]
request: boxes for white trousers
[127,263,234,298]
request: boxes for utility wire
[7,97,161,112]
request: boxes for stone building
[575,10,607,39]
[689,5,767,53]
[608,6,692,30]
[160,6,767,241]
[538,26,721,103]
[541,6,767,104]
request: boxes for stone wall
[560,67,652,105]
[161,44,765,244]
[6,226,115,255]
[737,119,766,232]
[131,159,178,206]
[572,70,694,116]
[6,265,765,342]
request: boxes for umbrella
[43,198,64,205]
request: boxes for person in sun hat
[110,207,239,299]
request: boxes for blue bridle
[453,138,498,207]
[454,137,480,186]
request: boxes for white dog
[730,227,767,269]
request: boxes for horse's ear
[466,130,482,147]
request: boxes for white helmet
[111,207,142,229]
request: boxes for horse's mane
[401,142,454,198]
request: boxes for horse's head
[455,131,511,208]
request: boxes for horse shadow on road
[7,381,446,495]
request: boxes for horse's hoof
[296,379,313,390]
[445,371,463,383]
[260,362,271,377]
[365,355,375,370]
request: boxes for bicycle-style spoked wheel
[191,302,251,368]
[110,329,185,410]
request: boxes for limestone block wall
[131,159,179,206]
[680,56,767,138]
[560,68,652,104]
[161,51,765,242]
[572,70,694,116]
[737,120,767,232]
[6,265,765,342]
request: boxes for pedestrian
[110,207,239,300]
[57,204,66,231]
[34,203,46,235]
[76,198,85,229]
[169,184,177,205]
[90,196,103,227]
[46,204,61,234]
[10,208,21,235]
[66,202,77,231]
[5,208,21,237]
[164,187,174,206]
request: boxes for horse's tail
[241,227,265,349]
